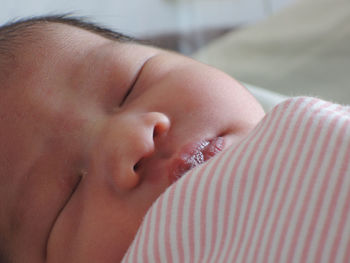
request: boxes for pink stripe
[269,110,331,262]
[262,100,322,263]
[328,130,350,262]
[285,103,339,262]
[274,103,324,262]
[219,140,259,262]
[141,206,154,263]
[189,163,210,261]
[264,100,324,263]
[343,234,350,263]
[274,115,336,262]
[299,114,337,263]
[177,165,206,262]
[198,161,218,261]
[207,148,238,262]
[179,168,203,262]
[175,171,193,262]
[201,150,231,261]
[153,195,164,263]
[237,98,304,262]
[128,216,145,262]
[330,183,350,262]
[223,99,295,262]
[260,113,311,263]
[311,120,348,262]
[250,99,312,263]
[164,187,176,262]
[211,137,260,262]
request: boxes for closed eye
[119,55,155,106]
[70,174,83,198]
[120,83,134,106]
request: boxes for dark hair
[0,246,10,263]
[0,14,140,78]
[0,13,136,46]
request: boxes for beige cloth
[193,0,350,104]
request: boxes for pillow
[123,97,350,263]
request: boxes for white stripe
[192,158,213,261]
[290,103,330,262]
[267,100,330,263]
[266,100,324,262]
[242,98,308,262]
[328,174,350,263]
[181,166,201,262]
[246,98,311,262]
[199,149,232,262]
[304,115,345,263]
[168,172,185,263]
[215,119,269,263]
[135,206,149,262]
[146,200,158,262]
[323,123,350,262]
[335,198,350,263]
[200,154,226,262]
[224,98,294,262]
[157,188,170,262]
[293,114,346,263]
[209,146,240,263]
[270,105,336,262]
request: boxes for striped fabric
[122,97,350,263]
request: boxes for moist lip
[169,136,225,183]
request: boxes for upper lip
[168,136,225,182]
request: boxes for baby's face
[0,23,264,262]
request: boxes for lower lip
[169,136,225,183]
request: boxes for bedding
[192,0,350,105]
[122,97,350,263]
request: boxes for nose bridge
[92,111,170,191]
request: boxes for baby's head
[0,16,264,262]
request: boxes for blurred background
[1,0,349,105]
[0,0,295,54]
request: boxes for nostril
[153,122,169,138]
[133,160,142,171]
[153,125,159,138]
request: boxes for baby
[0,15,265,262]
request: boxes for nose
[91,111,170,191]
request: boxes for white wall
[0,0,296,37]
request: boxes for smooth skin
[0,23,265,262]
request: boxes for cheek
[46,181,151,263]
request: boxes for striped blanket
[122,97,350,263]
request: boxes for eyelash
[120,85,134,106]
[70,174,83,196]
[119,57,152,107]
[64,172,84,207]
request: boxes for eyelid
[119,55,155,107]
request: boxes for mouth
[168,136,225,183]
